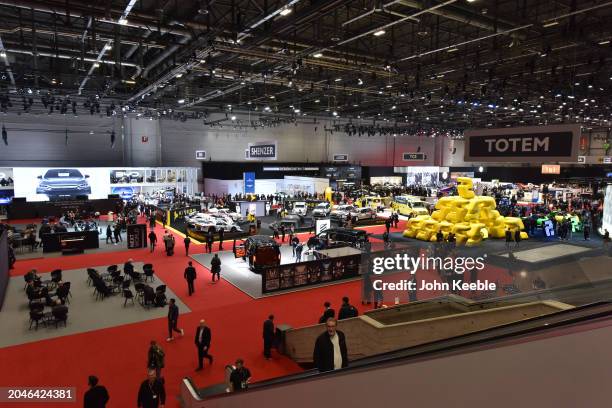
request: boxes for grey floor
[14,221,134,260]
[498,243,593,263]
[0,262,190,348]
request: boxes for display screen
[111,186,140,200]
[601,185,612,236]
[13,167,111,202]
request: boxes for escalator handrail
[190,300,612,401]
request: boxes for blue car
[36,168,91,197]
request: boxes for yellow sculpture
[403,177,528,246]
[324,186,333,204]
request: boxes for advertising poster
[0,168,14,205]
[13,167,111,201]
[111,186,141,200]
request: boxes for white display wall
[204,176,328,196]
[601,185,612,235]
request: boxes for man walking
[194,320,213,371]
[280,225,286,242]
[184,261,197,296]
[218,228,224,251]
[166,299,184,342]
[184,236,191,256]
[295,242,304,262]
[206,231,213,253]
[105,225,114,244]
[137,369,166,408]
[263,314,275,360]
[229,359,252,392]
[147,341,165,378]
[210,254,221,282]
[148,230,157,252]
[313,317,348,372]
[84,375,109,408]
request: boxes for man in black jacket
[210,254,221,282]
[184,236,191,256]
[263,315,275,359]
[313,318,348,372]
[166,299,183,342]
[206,231,213,253]
[318,301,335,324]
[148,231,157,252]
[194,320,213,370]
[338,297,358,320]
[184,261,197,296]
[84,375,109,408]
[137,369,166,408]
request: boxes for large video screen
[13,167,111,202]
[601,185,612,236]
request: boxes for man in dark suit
[83,375,109,408]
[166,299,183,342]
[338,297,358,320]
[184,261,197,296]
[206,231,213,253]
[210,254,221,282]
[313,318,348,372]
[318,301,335,324]
[263,315,275,360]
[194,320,213,371]
[184,236,191,256]
[137,369,166,408]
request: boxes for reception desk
[42,231,100,253]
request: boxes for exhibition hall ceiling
[0,0,611,132]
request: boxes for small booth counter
[41,231,100,254]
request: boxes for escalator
[180,301,612,408]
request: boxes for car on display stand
[292,201,308,216]
[208,207,243,222]
[351,207,377,221]
[188,217,242,233]
[330,204,357,222]
[390,196,430,217]
[236,235,281,273]
[270,214,313,231]
[310,227,369,250]
[312,202,331,217]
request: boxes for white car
[208,207,243,222]
[292,202,308,216]
[312,202,331,217]
[189,217,242,233]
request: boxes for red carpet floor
[1,219,512,407]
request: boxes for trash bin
[275,324,292,355]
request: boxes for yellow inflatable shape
[456,177,476,199]
[324,187,333,204]
[402,177,528,246]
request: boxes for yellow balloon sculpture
[324,186,333,204]
[403,177,528,246]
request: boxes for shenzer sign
[247,141,277,160]
[464,125,580,162]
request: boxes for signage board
[333,154,349,162]
[195,150,206,160]
[541,164,561,175]
[604,157,611,164]
[316,219,331,235]
[577,156,586,164]
[402,152,426,161]
[464,125,580,162]
[127,224,148,249]
[263,167,319,171]
[243,172,256,194]
[247,141,277,160]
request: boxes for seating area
[86,263,161,308]
[24,269,71,330]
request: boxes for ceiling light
[231,115,236,121]
[314,99,320,103]
[264,106,271,111]
[373,29,386,37]
[176,73,183,78]
[118,17,128,25]
[294,109,300,113]
[313,52,323,58]
[279,7,292,16]
[178,99,185,104]
[391,105,396,110]
[93,63,100,68]
[447,48,458,53]
[332,111,338,116]
[335,78,342,82]
[357,78,363,85]
[599,40,611,45]
[0,51,6,58]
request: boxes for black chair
[122,279,132,290]
[144,268,155,282]
[55,282,71,304]
[29,310,45,330]
[29,302,44,313]
[123,289,135,306]
[141,285,155,308]
[155,285,166,295]
[143,263,153,272]
[51,306,68,328]
[94,281,113,300]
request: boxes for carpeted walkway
[1,218,405,407]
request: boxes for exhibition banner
[247,141,277,160]
[243,172,256,194]
[464,124,580,162]
[127,224,148,249]
[262,254,361,293]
